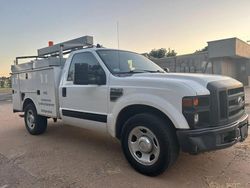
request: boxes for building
[151,38,250,85]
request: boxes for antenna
[116,21,121,71]
[117,21,120,49]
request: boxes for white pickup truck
[11,36,248,176]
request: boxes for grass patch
[0,88,12,93]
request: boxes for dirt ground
[0,89,249,188]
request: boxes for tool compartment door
[36,68,59,118]
[12,74,22,111]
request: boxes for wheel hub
[138,136,153,153]
[27,110,35,129]
[29,115,34,124]
[128,126,160,166]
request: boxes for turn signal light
[182,97,199,107]
[193,98,199,106]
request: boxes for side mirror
[164,67,170,73]
[74,63,89,85]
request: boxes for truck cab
[11,36,249,176]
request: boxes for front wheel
[121,113,179,176]
[24,103,47,135]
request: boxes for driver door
[60,51,108,132]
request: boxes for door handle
[62,87,67,97]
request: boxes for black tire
[24,103,47,135]
[121,113,179,176]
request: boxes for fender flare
[107,93,189,137]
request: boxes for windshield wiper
[118,69,164,74]
[117,70,148,74]
[147,70,165,73]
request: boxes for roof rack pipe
[59,45,63,66]
[15,56,39,65]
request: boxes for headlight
[182,96,210,128]
[194,113,199,124]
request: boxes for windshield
[96,50,164,74]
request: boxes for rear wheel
[24,103,47,135]
[121,113,179,176]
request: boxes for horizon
[1,0,250,77]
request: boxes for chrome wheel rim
[128,126,160,166]
[26,110,35,129]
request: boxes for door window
[67,52,102,83]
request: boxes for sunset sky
[0,0,250,76]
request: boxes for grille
[227,87,244,118]
[207,82,245,127]
[218,87,245,121]
[219,91,227,119]
[228,87,244,95]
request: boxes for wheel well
[23,98,35,111]
[115,104,175,139]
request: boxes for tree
[0,80,4,88]
[149,48,177,58]
[166,48,177,57]
[0,77,11,88]
[195,46,208,53]
[7,78,11,88]
[149,48,167,58]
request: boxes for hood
[132,73,235,86]
[128,73,242,95]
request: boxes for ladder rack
[14,36,94,65]
[37,35,93,57]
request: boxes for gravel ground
[0,90,249,188]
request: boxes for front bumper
[176,113,249,154]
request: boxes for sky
[0,0,250,76]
